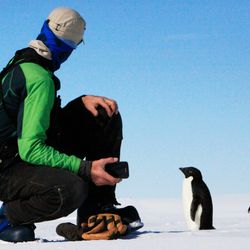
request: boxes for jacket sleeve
[17,63,82,174]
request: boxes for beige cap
[47,7,86,45]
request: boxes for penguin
[179,167,215,230]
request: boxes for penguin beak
[179,168,188,178]
[179,168,185,175]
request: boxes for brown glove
[56,213,127,241]
[81,213,127,240]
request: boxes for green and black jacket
[0,48,83,174]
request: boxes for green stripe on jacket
[18,62,81,174]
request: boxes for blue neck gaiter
[37,21,75,71]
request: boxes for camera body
[105,161,129,179]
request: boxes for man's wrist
[78,160,92,181]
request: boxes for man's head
[35,7,86,71]
[47,7,86,46]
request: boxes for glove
[81,213,127,240]
[56,213,127,241]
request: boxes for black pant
[0,97,123,225]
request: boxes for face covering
[37,21,76,71]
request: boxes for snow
[1,194,250,250]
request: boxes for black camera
[105,161,129,179]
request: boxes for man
[0,7,142,242]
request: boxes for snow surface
[1,194,249,250]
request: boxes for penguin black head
[179,167,203,180]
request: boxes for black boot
[77,202,143,234]
[101,205,144,234]
[77,184,143,234]
[0,204,35,243]
[0,224,35,243]
[77,184,120,225]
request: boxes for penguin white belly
[182,177,203,231]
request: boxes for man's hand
[82,95,118,117]
[91,157,121,186]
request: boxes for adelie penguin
[179,167,215,231]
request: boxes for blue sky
[1,0,250,198]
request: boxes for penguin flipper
[190,197,200,221]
